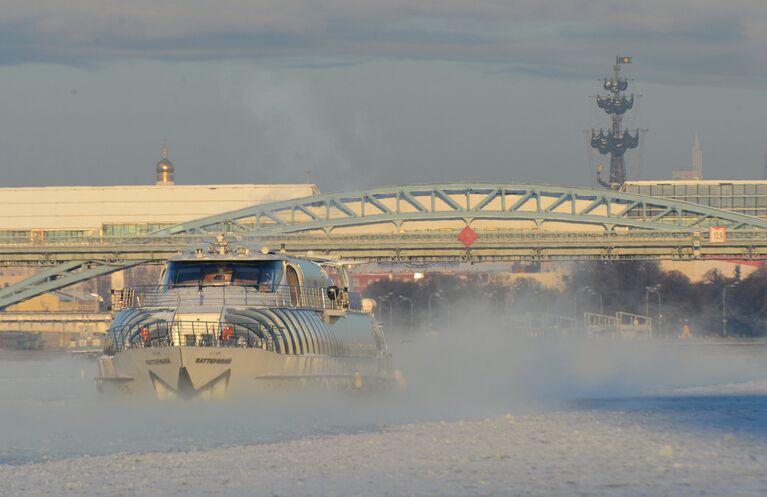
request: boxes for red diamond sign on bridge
[457,226,478,247]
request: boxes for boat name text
[195,358,232,365]
[145,358,171,365]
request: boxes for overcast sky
[1,1,766,192]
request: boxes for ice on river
[3,388,767,497]
[2,327,767,496]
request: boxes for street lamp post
[722,282,739,337]
[378,293,394,330]
[645,285,662,337]
[575,286,603,321]
[428,291,443,332]
[574,286,590,318]
[645,289,649,321]
[589,289,604,315]
[399,295,414,334]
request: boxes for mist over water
[393,304,767,411]
[2,304,767,465]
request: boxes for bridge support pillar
[110,270,125,291]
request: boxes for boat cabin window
[165,261,283,290]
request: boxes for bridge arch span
[3,183,767,310]
[157,183,767,236]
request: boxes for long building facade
[621,180,767,219]
[621,179,767,280]
[0,183,318,241]
[0,181,319,348]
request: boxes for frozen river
[2,331,767,496]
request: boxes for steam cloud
[2,300,766,464]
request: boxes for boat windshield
[164,261,283,291]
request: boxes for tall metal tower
[591,56,640,189]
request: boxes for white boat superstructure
[97,238,391,398]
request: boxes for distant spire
[672,135,703,180]
[161,140,168,160]
[692,134,703,179]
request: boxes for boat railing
[110,284,362,312]
[108,320,280,353]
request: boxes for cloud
[1,1,766,84]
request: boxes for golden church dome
[155,143,175,185]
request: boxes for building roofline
[0,183,319,192]
[623,179,767,186]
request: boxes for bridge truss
[157,183,767,235]
[1,183,767,308]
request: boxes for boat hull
[97,347,392,399]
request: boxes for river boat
[96,237,391,399]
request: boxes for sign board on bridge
[457,226,478,247]
[709,226,727,243]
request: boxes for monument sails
[591,56,640,189]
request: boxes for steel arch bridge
[156,183,767,235]
[2,182,767,309]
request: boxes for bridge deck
[0,230,764,265]
[2,182,767,309]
